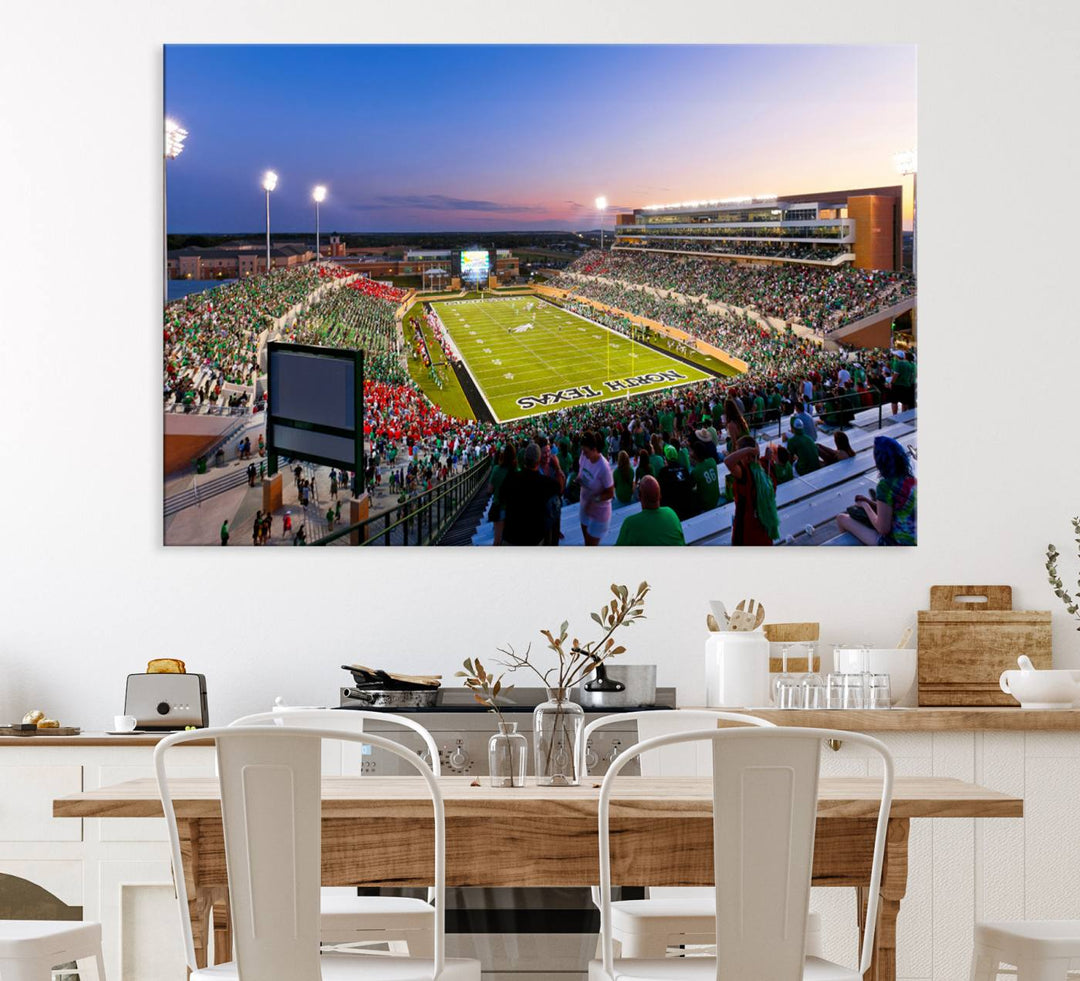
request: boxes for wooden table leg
[186,889,211,971]
[177,818,217,971]
[857,818,909,981]
[211,886,232,964]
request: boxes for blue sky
[164,44,917,232]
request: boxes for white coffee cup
[114,715,138,732]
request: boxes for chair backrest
[230,707,442,776]
[578,709,774,779]
[595,727,893,981]
[155,725,446,981]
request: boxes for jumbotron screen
[460,250,491,281]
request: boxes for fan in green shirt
[787,420,820,474]
[613,453,636,505]
[615,476,686,546]
[690,446,721,512]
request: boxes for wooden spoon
[730,599,766,631]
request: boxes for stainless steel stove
[335,685,676,980]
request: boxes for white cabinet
[0,766,83,841]
[810,729,1080,981]
[0,741,213,981]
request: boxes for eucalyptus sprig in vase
[495,582,650,786]
[457,657,527,788]
[1046,517,1080,631]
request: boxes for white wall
[1,0,1078,729]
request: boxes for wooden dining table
[54,775,1022,981]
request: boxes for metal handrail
[310,455,493,546]
[745,387,892,440]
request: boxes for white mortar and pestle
[999,655,1080,709]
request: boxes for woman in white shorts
[577,431,614,546]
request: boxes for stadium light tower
[595,195,608,250]
[893,150,917,276]
[163,119,188,306]
[262,170,278,275]
[312,185,327,262]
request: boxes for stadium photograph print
[163,43,917,547]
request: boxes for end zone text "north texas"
[515,369,687,410]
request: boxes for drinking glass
[841,673,866,709]
[775,676,803,709]
[868,674,893,710]
[800,674,826,709]
[826,673,846,710]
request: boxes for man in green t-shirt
[689,442,721,512]
[658,407,675,440]
[616,476,686,546]
[786,418,821,474]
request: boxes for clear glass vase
[533,687,584,786]
[488,721,528,788]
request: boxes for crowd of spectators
[620,240,850,262]
[549,276,826,375]
[470,339,915,546]
[163,266,323,403]
[166,263,916,546]
[288,276,408,385]
[561,249,915,333]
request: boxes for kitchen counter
[683,706,1080,730]
[0,731,210,747]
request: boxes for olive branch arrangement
[493,581,651,690]
[1046,517,1080,629]
[456,657,514,723]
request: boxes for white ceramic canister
[704,630,771,707]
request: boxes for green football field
[431,298,716,422]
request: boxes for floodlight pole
[265,188,271,274]
[163,119,188,307]
[893,151,917,276]
[312,186,327,264]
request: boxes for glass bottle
[488,721,528,788]
[533,687,584,786]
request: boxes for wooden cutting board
[917,585,1052,705]
[0,726,81,737]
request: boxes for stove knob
[156,702,171,716]
[606,744,621,764]
[585,746,600,770]
[447,746,471,771]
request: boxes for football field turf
[431,298,715,422]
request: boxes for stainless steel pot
[340,688,439,708]
[576,664,657,708]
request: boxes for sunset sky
[164,44,917,233]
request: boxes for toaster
[124,673,209,730]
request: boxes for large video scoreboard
[452,248,496,285]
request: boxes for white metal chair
[0,921,104,981]
[969,921,1080,980]
[589,726,894,981]
[230,708,438,955]
[579,711,822,960]
[155,725,480,980]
